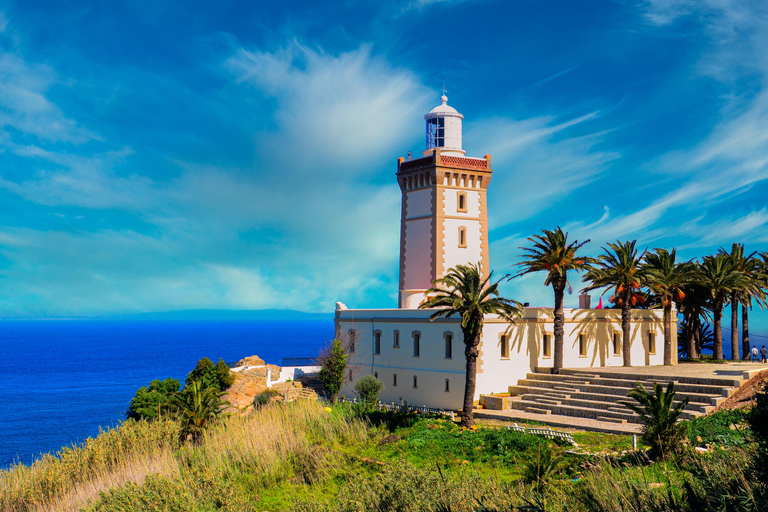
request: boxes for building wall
[401,188,434,304]
[337,307,668,410]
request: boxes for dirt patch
[714,369,768,412]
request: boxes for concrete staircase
[506,368,742,426]
[271,381,319,402]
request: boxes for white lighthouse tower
[397,94,493,308]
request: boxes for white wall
[337,307,667,410]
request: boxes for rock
[379,434,401,446]
[235,355,266,367]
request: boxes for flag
[597,297,603,309]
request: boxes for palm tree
[719,244,766,360]
[167,381,228,443]
[620,382,689,459]
[699,253,749,360]
[420,263,522,427]
[642,248,695,366]
[678,322,714,359]
[515,227,591,373]
[583,240,646,367]
[677,278,711,359]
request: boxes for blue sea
[1,315,334,469]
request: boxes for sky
[0,0,767,334]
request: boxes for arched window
[457,192,467,213]
[458,226,467,248]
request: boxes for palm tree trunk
[730,292,739,360]
[461,326,482,428]
[686,313,696,360]
[714,302,724,360]
[553,283,565,373]
[694,316,701,359]
[663,302,672,366]
[743,303,750,360]
[622,300,632,367]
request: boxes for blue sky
[0,0,767,334]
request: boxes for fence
[282,357,321,367]
[334,397,456,420]
[507,423,578,446]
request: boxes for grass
[2,400,765,511]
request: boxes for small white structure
[336,94,669,409]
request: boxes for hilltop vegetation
[2,396,767,512]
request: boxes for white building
[336,94,667,409]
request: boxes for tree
[678,322,714,359]
[676,277,712,360]
[166,380,227,443]
[719,244,766,360]
[185,357,234,391]
[699,253,749,360]
[354,375,384,410]
[620,381,689,459]
[515,227,592,373]
[642,248,695,366]
[420,263,522,427]
[319,339,347,403]
[126,378,180,420]
[582,240,646,367]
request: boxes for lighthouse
[397,94,493,308]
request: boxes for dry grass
[0,401,368,511]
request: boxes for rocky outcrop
[234,355,266,367]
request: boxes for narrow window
[374,331,381,355]
[374,372,378,380]
[393,374,398,387]
[413,331,421,357]
[500,334,510,359]
[349,369,353,381]
[413,375,418,389]
[648,332,656,354]
[457,191,467,212]
[579,334,587,356]
[348,329,356,353]
[458,226,467,248]
[543,334,551,358]
[613,333,621,355]
[393,330,400,349]
[445,379,450,392]
[444,333,453,359]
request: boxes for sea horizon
[2,314,334,469]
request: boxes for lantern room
[423,93,465,156]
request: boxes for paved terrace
[474,362,768,435]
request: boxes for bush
[353,375,384,408]
[126,378,180,420]
[253,388,280,408]
[620,381,688,459]
[184,357,234,391]
[687,408,751,447]
[319,339,346,403]
[750,384,768,482]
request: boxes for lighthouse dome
[423,93,465,156]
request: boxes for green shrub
[353,375,384,409]
[126,378,180,420]
[184,357,234,391]
[687,408,751,447]
[253,388,280,408]
[620,381,688,459]
[750,384,768,482]
[319,340,346,403]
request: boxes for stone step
[559,369,744,388]
[530,397,561,405]
[473,409,641,435]
[524,406,551,415]
[509,399,702,424]
[520,375,734,396]
[511,384,721,404]
[597,416,628,424]
[553,386,580,392]
[542,392,571,399]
